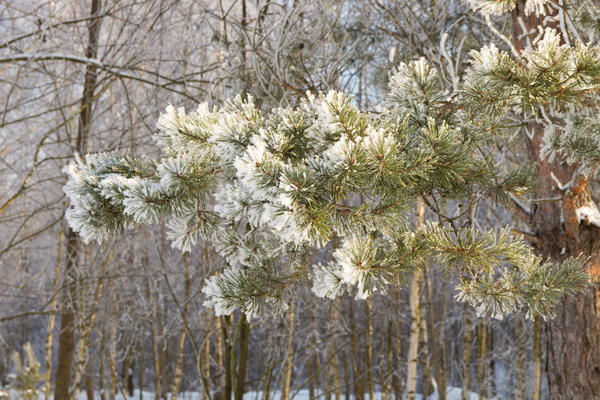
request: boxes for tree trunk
[392,287,403,400]
[406,199,425,400]
[419,312,433,399]
[511,2,600,398]
[138,342,145,400]
[382,319,393,400]
[513,316,527,400]
[349,298,364,400]
[44,230,62,400]
[100,327,107,400]
[223,315,233,400]
[281,301,296,400]
[533,316,542,400]
[365,297,374,400]
[234,315,250,400]
[214,315,225,400]
[108,316,118,400]
[54,1,102,398]
[424,265,445,400]
[171,255,191,400]
[54,229,79,400]
[85,355,95,400]
[438,280,447,400]
[330,302,342,400]
[461,306,472,400]
[476,321,486,400]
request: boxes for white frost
[576,204,600,228]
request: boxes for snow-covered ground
[2,388,499,400]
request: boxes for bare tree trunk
[85,356,95,400]
[392,287,403,400]
[423,264,444,400]
[124,350,134,398]
[100,327,107,400]
[223,315,233,400]
[406,269,422,400]
[477,321,487,400]
[234,315,250,400]
[406,199,425,400]
[44,230,62,400]
[461,306,472,400]
[108,316,117,400]
[281,300,296,400]
[150,291,162,400]
[438,280,447,399]
[138,342,145,400]
[366,297,374,400]
[532,316,542,400]
[513,317,527,400]
[201,314,212,398]
[342,346,351,400]
[214,316,225,400]
[309,355,315,400]
[55,229,80,400]
[419,312,433,399]
[382,319,393,400]
[330,302,342,400]
[349,299,364,400]
[171,255,191,400]
[486,325,493,399]
[54,2,102,398]
[73,250,111,399]
[510,2,600,398]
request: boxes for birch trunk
[382,319,393,400]
[392,287,403,400]
[406,199,425,400]
[281,300,296,400]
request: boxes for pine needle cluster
[64,33,592,320]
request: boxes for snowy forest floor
[2,388,498,400]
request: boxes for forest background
[0,1,595,400]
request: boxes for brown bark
[476,321,486,400]
[100,328,107,400]
[365,297,374,400]
[54,1,102,398]
[223,315,233,400]
[511,2,600,398]
[513,316,527,400]
[234,315,250,400]
[348,298,364,400]
[391,287,403,400]
[170,255,191,400]
[54,229,79,400]
[533,316,542,400]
